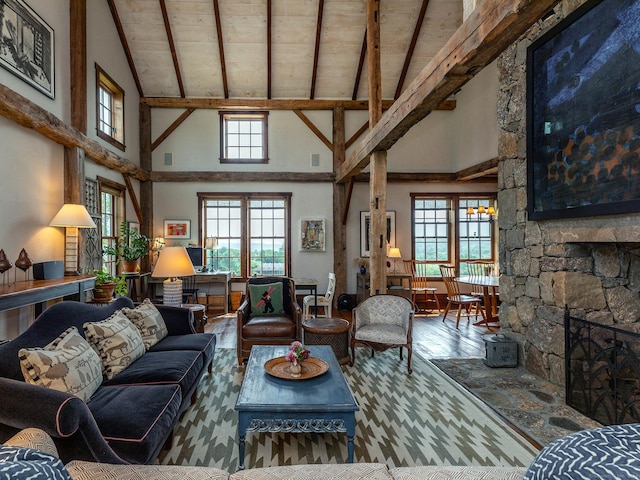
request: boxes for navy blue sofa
[0,297,216,465]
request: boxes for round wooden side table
[181,303,207,333]
[302,317,351,365]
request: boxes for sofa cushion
[65,460,229,480]
[18,327,103,402]
[121,299,168,350]
[83,311,146,380]
[87,384,182,464]
[390,466,528,479]
[103,349,204,396]
[242,316,295,338]
[230,463,393,480]
[249,282,284,316]
[0,445,71,480]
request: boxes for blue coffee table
[235,345,359,470]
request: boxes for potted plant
[92,269,128,301]
[102,221,151,272]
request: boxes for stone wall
[496,0,640,386]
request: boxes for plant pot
[122,260,140,273]
[93,283,115,301]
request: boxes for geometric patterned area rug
[157,348,539,471]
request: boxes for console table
[0,275,95,317]
[149,271,231,313]
[356,272,412,304]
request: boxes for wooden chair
[350,294,414,374]
[403,260,440,313]
[180,275,199,304]
[438,264,486,328]
[303,272,336,318]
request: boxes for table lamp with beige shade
[152,246,196,306]
[49,204,97,276]
[388,247,402,274]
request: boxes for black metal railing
[565,308,640,425]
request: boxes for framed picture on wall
[0,0,55,98]
[526,0,640,220]
[164,219,190,239]
[360,211,395,257]
[300,218,325,251]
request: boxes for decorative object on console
[0,249,12,284]
[91,269,128,302]
[14,248,32,281]
[101,221,151,273]
[151,246,196,307]
[49,204,97,275]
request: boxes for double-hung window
[219,112,268,163]
[412,193,497,276]
[96,64,125,151]
[200,193,290,278]
[99,177,125,275]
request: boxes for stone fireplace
[496,0,640,387]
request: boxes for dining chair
[438,264,486,328]
[403,260,440,313]
[302,272,336,318]
[180,275,199,304]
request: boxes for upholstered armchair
[350,294,414,374]
[236,276,302,365]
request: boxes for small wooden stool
[302,317,351,365]
[181,303,207,333]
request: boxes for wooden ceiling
[108,0,463,100]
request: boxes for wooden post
[140,103,153,274]
[367,0,387,295]
[332,107,346,307]
[70,0,87,134]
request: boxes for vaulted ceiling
[109,0,463,100]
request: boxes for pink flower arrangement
[285,341,310,364]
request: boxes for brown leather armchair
[236,276,302,365]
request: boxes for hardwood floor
[205,308,490,361]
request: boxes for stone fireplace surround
[496,0,640,387]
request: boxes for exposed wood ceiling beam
[123,174,143,224]
[151,108,195,151]
[107,0,143,97]
[455,157,499,181]
[151,172,335,182]
[310,0,324,99]
[336,0,561,184]
[0,83,148,181]
[395,0,431,99]
[141,97,455,111]
[353,171,497,183]
[212,0,229,98]
[352,29,367,101]
[159,0,185,98]
[293,109,332,151]
[267,0,272,99]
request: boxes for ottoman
[302,317,351,364]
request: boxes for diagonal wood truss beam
[107,0,143,97]
[352,29,367,100]
[310,0,325,99]
[336,0,561,184]
[395,0,431,99]
[212,0,229,98]
[151,108,196,151]
[293,110,332,151]
[159,0,185,97]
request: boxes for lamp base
[163,278,183,307]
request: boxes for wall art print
[164,220,190,239]
[300,218,325,252]
[0,0,54,98]
[526,0,640,220]
[360,211,395,257]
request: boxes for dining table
[456,275,499,329]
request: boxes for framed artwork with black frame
[526,0,640,221]
[0,0,55,98]
[360,211,395,257]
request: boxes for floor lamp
[49,204,97,276]
[151,246,196,306]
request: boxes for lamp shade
[50,204,96,228]
[152,246,196,278]
[388,247,402,259]
[205,237,218,249]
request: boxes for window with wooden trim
[96,64,125,151]
[219,112,268,163]
[99,177,125,276]
[412,193,497,276]
[200,193,290,278]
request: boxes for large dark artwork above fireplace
[526,0,640,220]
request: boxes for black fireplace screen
[565,309,640,425]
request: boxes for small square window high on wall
[219,111,268,163]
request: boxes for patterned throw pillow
[0,446,71,480]
[83,311,145,380]
[18,327,103,402]
[249,281,284,316]
[120,299,168,350]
